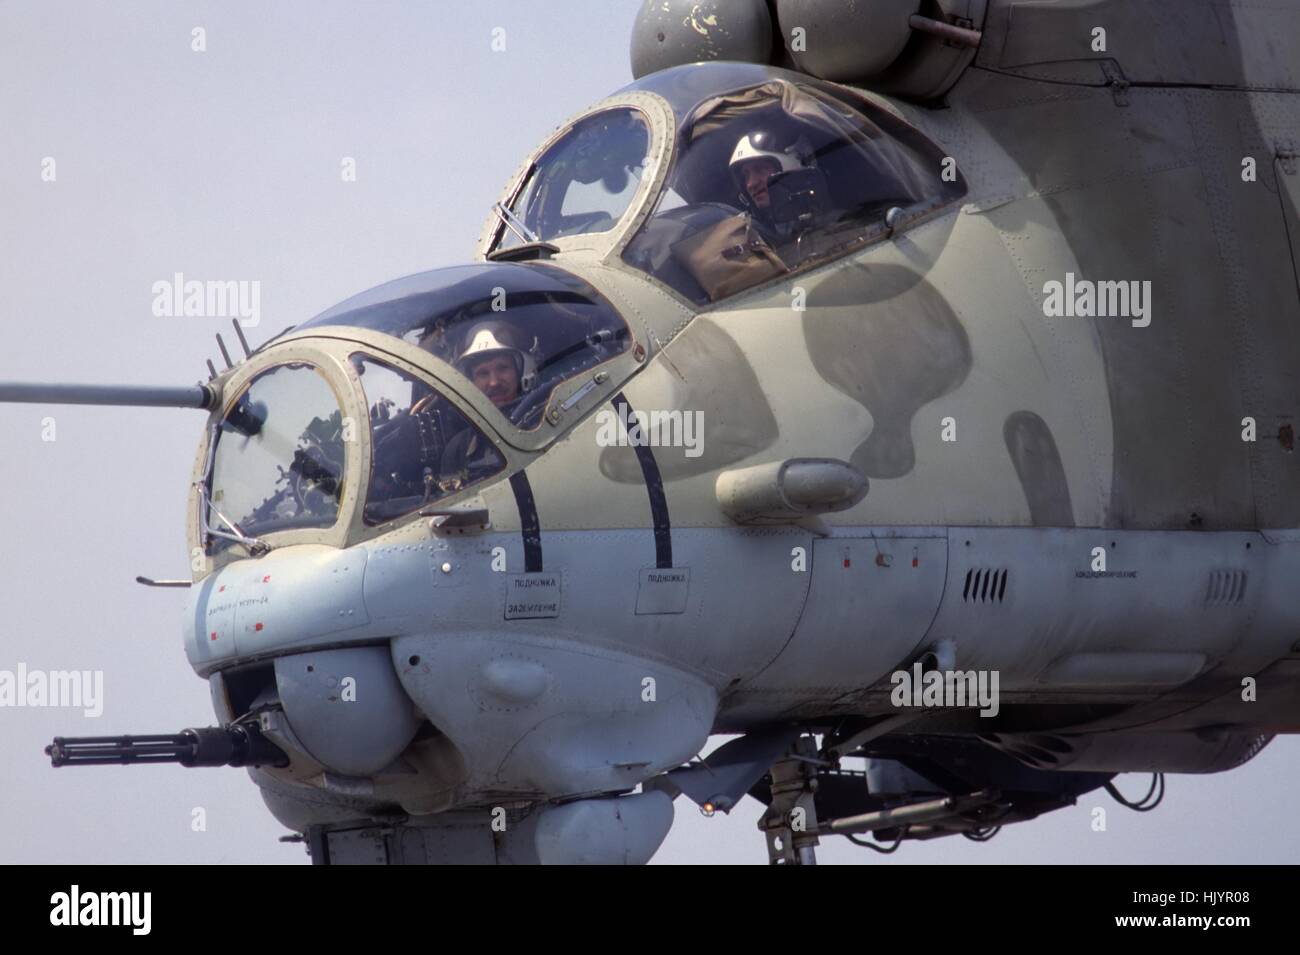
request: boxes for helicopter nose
[185,536,723,815]
[186,544,436,777]
[185,544,372,668]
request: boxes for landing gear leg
[759,736,822,865]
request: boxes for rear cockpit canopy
[480,63,965,305]
[620,64,966,303]
[492,108,653,255]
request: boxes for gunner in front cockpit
[438,321,532,487]
[457,321,532,415]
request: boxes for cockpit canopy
[492,108,653,254]
[622,66,965,303]
[351,353,506,524]
[483,63,966,304]
[202,262,633,554]
[207,361,346,549]
[299,261,631,432]
[204,350,513,554]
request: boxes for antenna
[230,319,252,359]
[215,333,233,369]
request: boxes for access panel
[747,535,947,693]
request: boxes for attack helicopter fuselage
[16,0,1300,864]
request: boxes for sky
[0,0,1295,865]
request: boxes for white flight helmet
[728,130,812,205]
[456,321,537,392]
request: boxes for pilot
[438,321,532,487]
[728,129,825,250]
[457,321,533,415]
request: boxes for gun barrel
[46,725,288,768]
[0,381,215,409]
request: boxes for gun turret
[46,724,288,768]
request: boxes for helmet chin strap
[513,352,536,393]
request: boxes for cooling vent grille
[1204,569,1248,607]
[962,567,1008,603]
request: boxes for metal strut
[758,736,824,865]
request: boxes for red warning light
[209,631,217,641]
[254,622,264,632]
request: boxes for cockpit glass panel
[299,263,631,431]
[352,354,506,524]
[492,108,651,253]
[207,362,345,549]
[622,78,966,303]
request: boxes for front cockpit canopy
[299,262,632,433]
[203,352,514,554]
[351,353,506,524]
[201,262,632,555]
[207,362,346,549]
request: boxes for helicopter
[4,0,1300,864]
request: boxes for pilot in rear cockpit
[650,122,835,301]
[729,128,822,249]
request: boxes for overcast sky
[1,0,1295,865]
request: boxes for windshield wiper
[197,482,271,556]
[493,201,539,245]
[197,423,271,556]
